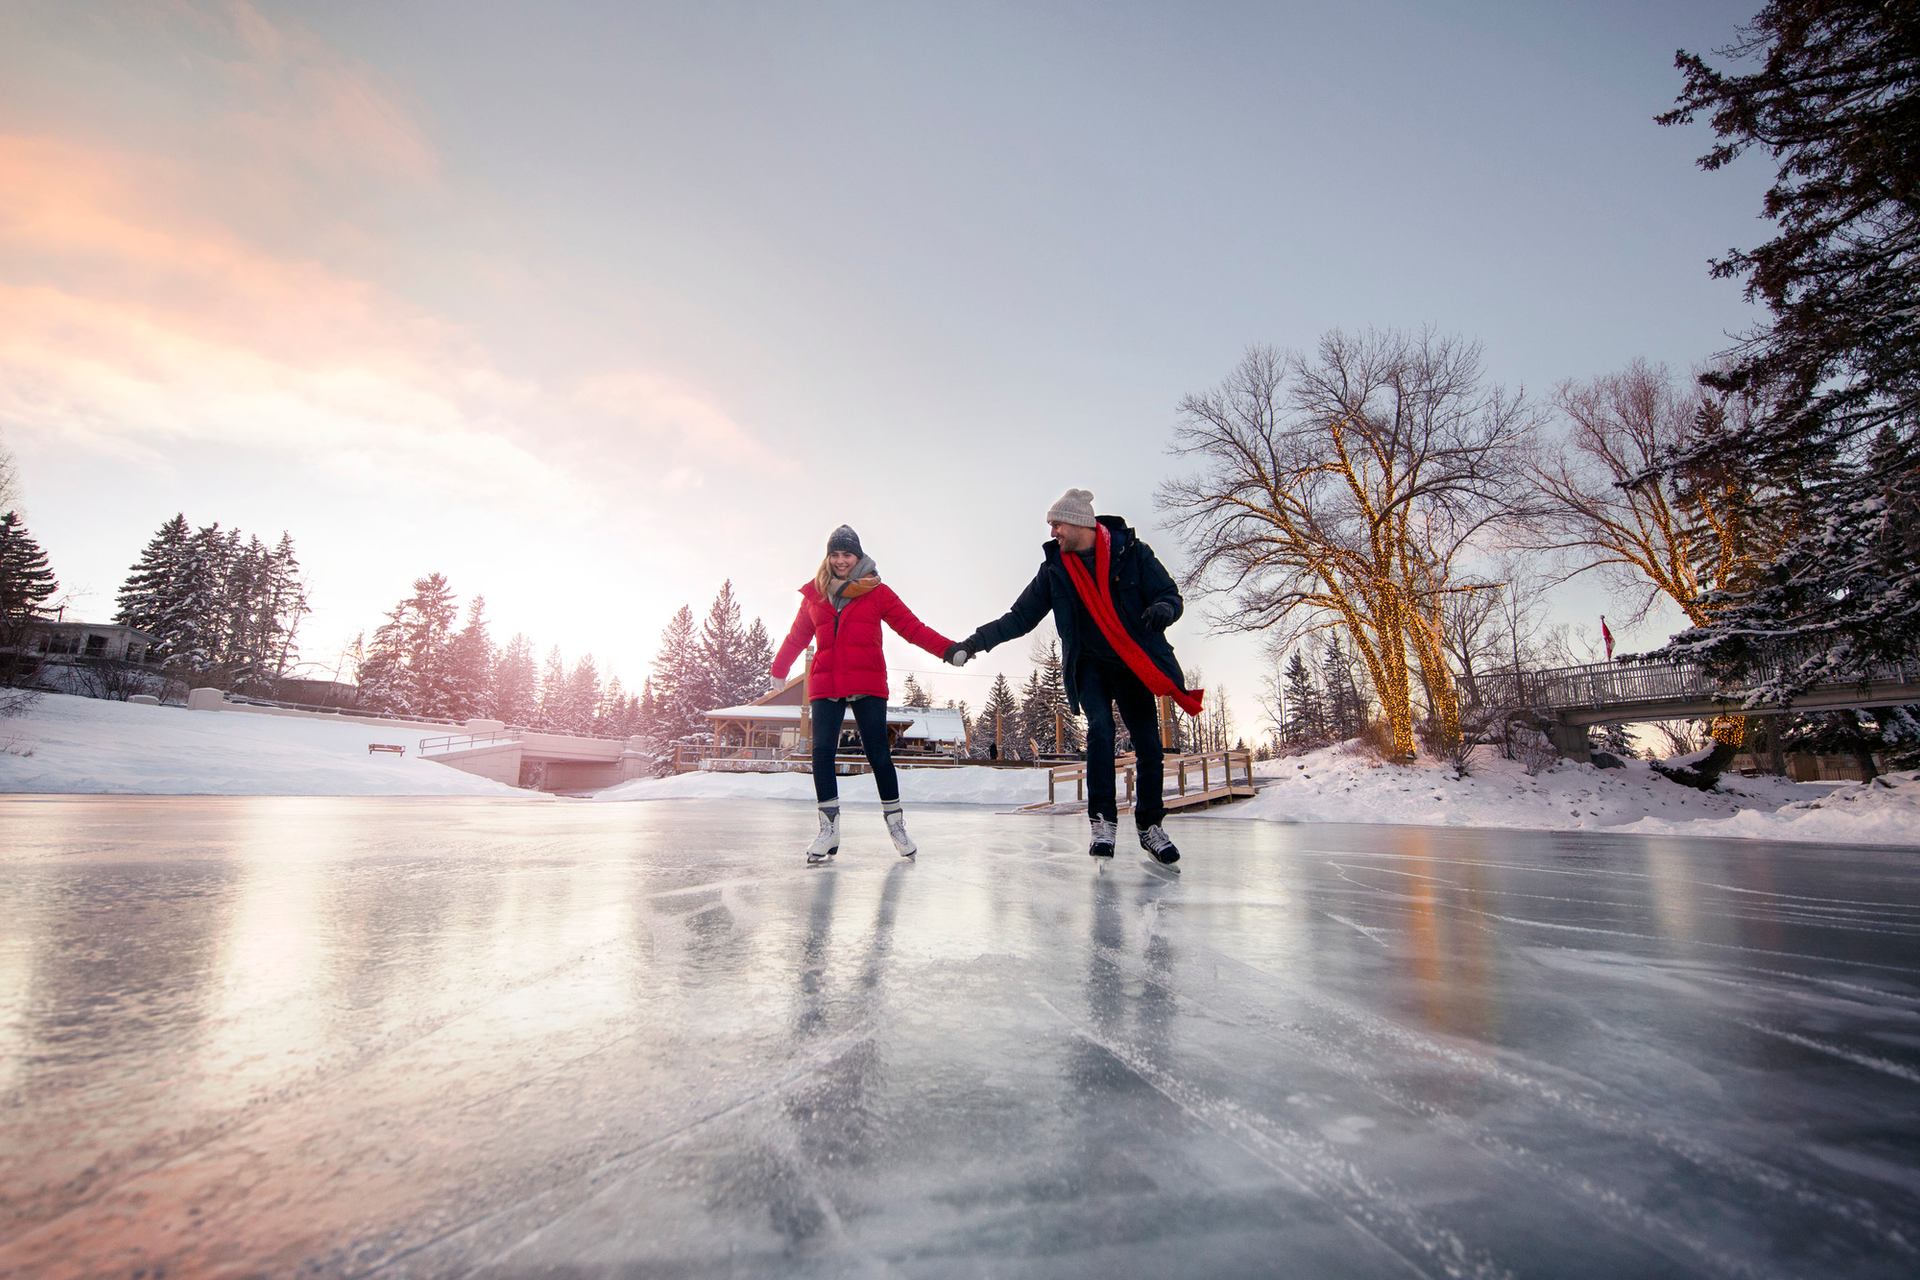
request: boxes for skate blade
[1139,857,1181,878]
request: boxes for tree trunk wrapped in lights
[1160,331,1534,763]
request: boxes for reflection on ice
[0,796,1916,1278]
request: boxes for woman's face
[828,550,859,577]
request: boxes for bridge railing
[1480,651,1920,714]
[418,730,523,756]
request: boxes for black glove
[943,642,971,667]
[1145,601,1177,630]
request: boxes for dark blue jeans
[1078,657,1165,827]
[811,696,899,804]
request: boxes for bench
[368,743,406,756]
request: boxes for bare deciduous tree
[1160,330,1535,760]
[0,432,17,513]
[1522,360,1781,751]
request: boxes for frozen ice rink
[1,796,1917,1278]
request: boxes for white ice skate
[806,804,840,865]
[883,801,917,857]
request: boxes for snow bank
[0,693,535,798]
[1195,742,1915,846]
[595,765,1050,807]
[1615,769,1920,846]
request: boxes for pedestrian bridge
[1488,654,1920,728]
[417,728,651,791]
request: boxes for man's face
[1050,520,1095,553]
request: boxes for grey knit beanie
[1045,488,1097,529]
[826,524,864,556]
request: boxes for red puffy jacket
[771,582,953,701]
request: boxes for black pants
[811,696,898,804]
[1078,657,1165,827]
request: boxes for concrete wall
[430,743,524,788]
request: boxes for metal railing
[418,730,524,756]
[1480,651,1920,715]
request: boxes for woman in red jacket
[771,525,957,864]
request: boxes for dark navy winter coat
[970,516,1186,714]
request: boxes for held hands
[943,643,972,668]
[1145,600,1177,631]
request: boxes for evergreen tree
[1033,639,1080,752]
[1282,649,1324,743]
[741,617,775,702]
[536,645,569,730]
[648,605,703,738]
[444,596,495,719]
[168,522,233,674]
[693,581,746,713]
[1013,668,1047,761]
[1657,1,1920,697]
[1319,635,1367,740]
[357,573,460,716]
[562,654,603,735]
[257,532,309,681]
[0,511,58,687]
[599,675,629,736]
[900,672,931,709]
[971,672,1019,759]
[492,632,538,725]
[113,514,191,663]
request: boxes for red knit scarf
[1060,524,1204,716]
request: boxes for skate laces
[1140,824,1175,854]
[1089,816,1117,843]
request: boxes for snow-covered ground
[5,692,1918,845]
[1225,742,1920,847]
[0,692,530,797]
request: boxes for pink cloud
[0,131,766,515]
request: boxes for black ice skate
[1139,823,1180,866]
[1088,815,1117,858]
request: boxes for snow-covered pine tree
[357,574,459,716]
[0,511,58,687]
[114,514,191,664]
[741,617,775,702]
[536,646,569,730]
[491,633,538,725]
[1282,649,1324,744]
[649,605,703,739]
[258,533,309,683]
[564,654,603,735]
[900,672,931,709]
[631,678,675,774]
[1033,638,1080,753]
[972,672,1018,759]
[221,534,270,688]
[1655,3,1920,699]
[1013,668,1047,760]
[444,596,495,720]
[695,580,758,712]
[599,675,628,736]
[168,522,233,676]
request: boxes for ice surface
[1,796,1916,1277]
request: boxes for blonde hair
[814,556,834,598]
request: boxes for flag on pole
[1601,615,1614,661]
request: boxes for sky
[0,0,1771,737]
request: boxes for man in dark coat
[946,488,1199,864]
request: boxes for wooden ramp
[1021,749,1258,814]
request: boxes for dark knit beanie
[826,524,864,557]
